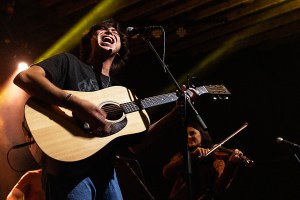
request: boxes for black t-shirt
[37,52,111,91]
[35,53,115,175]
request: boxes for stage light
[17,62,29,72]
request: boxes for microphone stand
[292,151,300,164]
[288,148,300,164]
[116,156,155,200]
[140,34,207,200]
[139,35,207,131]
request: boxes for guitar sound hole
[102,103,124,121]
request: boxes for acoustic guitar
[23,85,230,175]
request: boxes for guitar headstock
[196,84,231,100]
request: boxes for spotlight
[17,62,29,72]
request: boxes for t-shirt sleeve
[35,53,70,88]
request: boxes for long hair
[80,19,130,74]
[187,121,214,148]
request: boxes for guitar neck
[141,92,178,109]
[121,92,178,114]
[120,86,213,113]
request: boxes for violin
[204,122,254,167]
[211,146,254,167]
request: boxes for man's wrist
[63,93,73,108]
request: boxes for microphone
[125,26,161,37]
[276,137,300,149]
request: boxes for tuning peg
[212,95,230,100]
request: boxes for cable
[6,140,36,172]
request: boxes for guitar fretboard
[121,92,178,113]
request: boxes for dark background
[114,41,300,200]
[1,1,300,199]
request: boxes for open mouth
[102,36,114,44]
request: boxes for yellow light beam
[36,0,122,63]
[161,36,241,93]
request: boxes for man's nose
[105,29,113,35]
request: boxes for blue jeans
[43,168,123,200]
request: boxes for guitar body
[24,86,150,175]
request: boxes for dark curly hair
[80,19,130,74]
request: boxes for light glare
[17,62,29,72]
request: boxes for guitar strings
[99,92,178,114]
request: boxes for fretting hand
[228,149,244,164]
